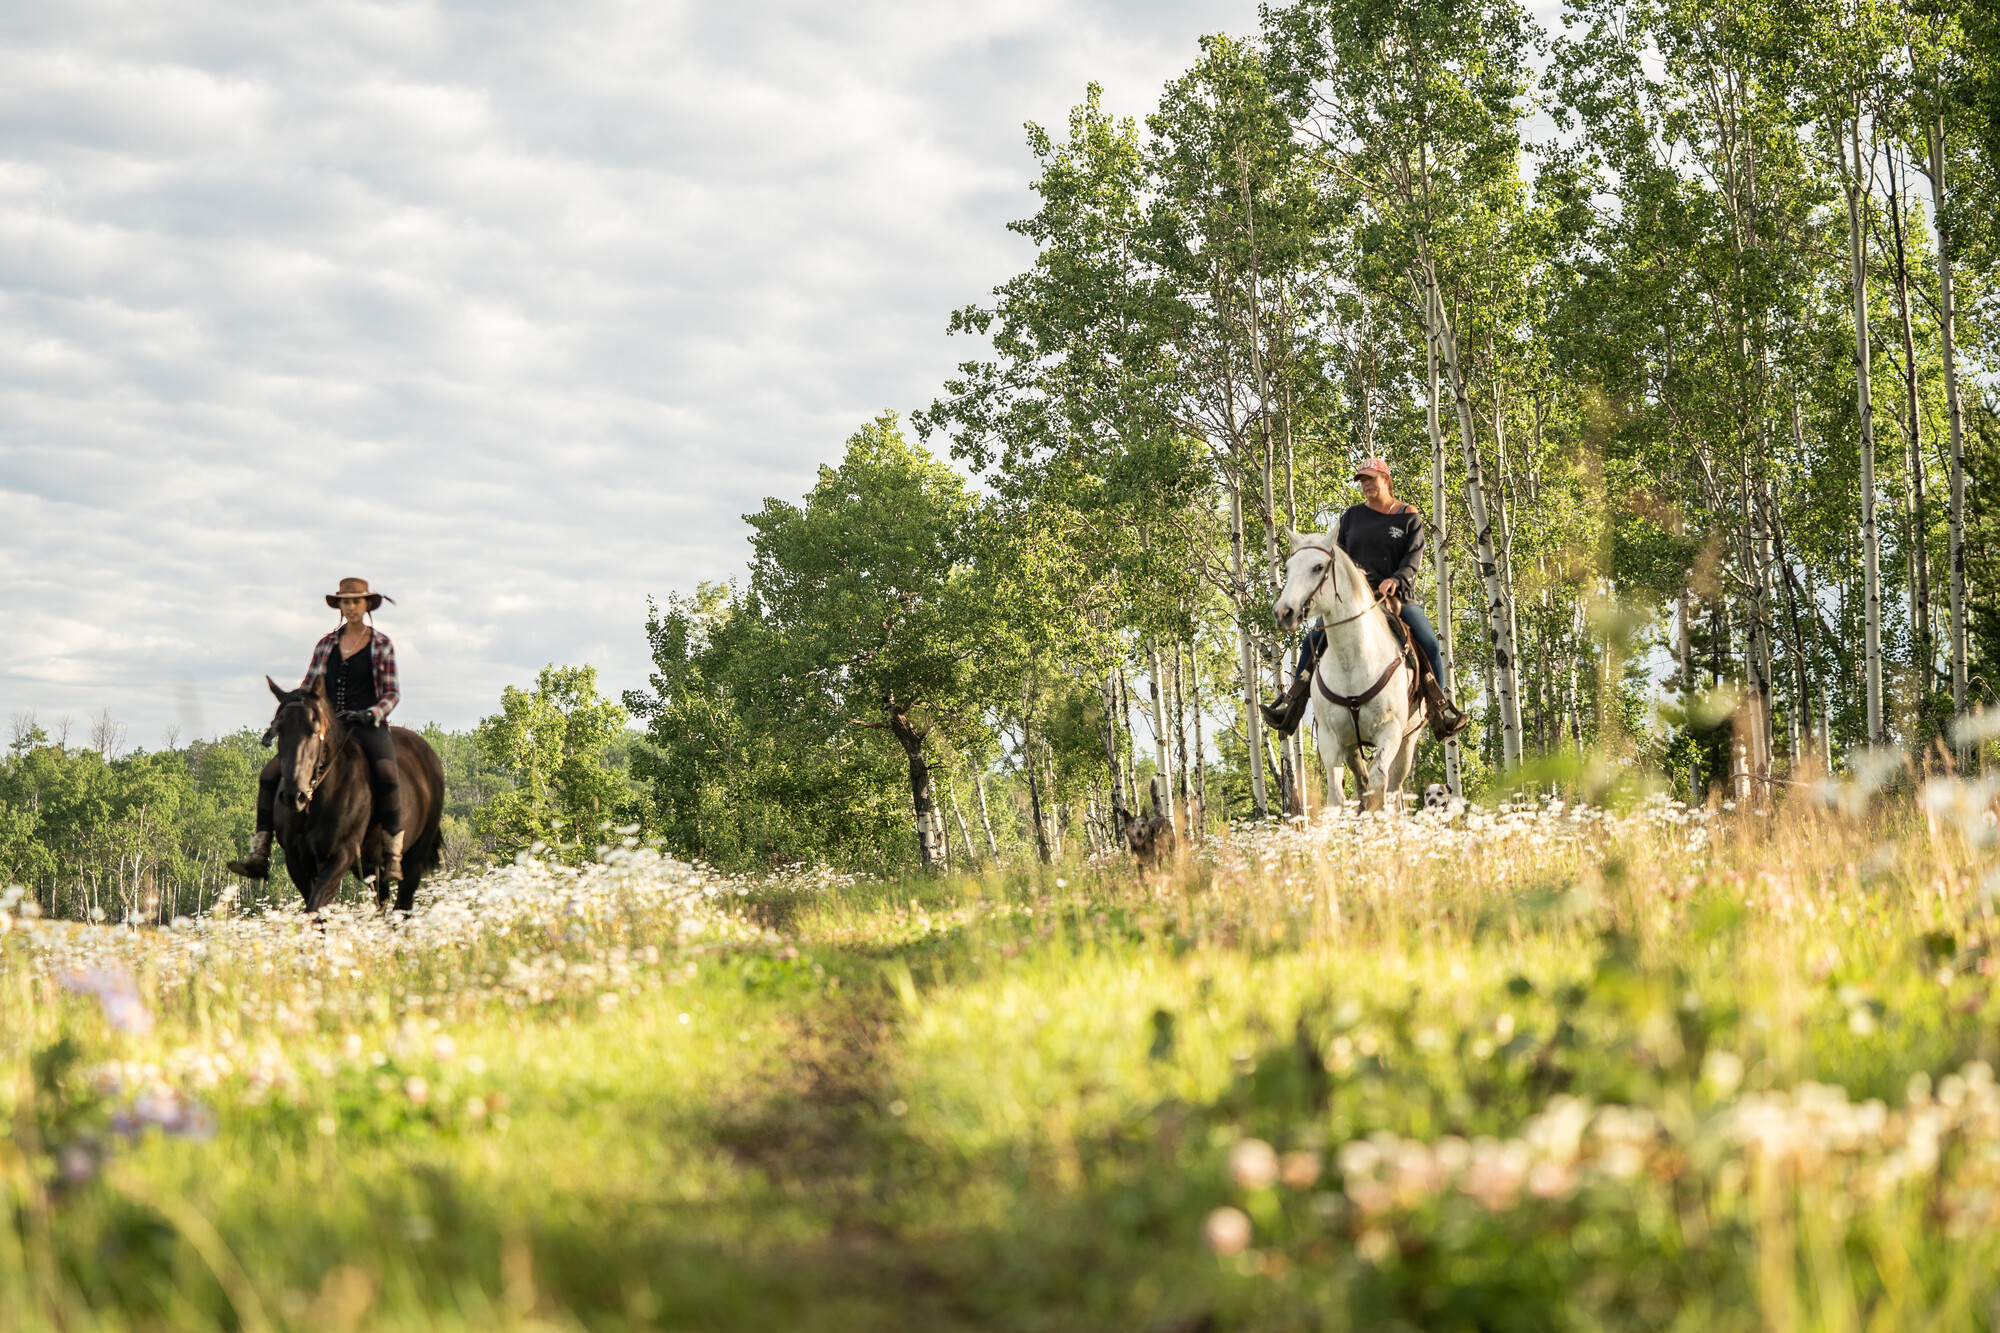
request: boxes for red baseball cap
[1353,457,1391,481]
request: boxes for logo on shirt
[1389,527,1404,538]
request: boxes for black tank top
[330,637,378,714]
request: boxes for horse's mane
[267,686,346,748]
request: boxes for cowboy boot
[1419,673,1469,741]
[1259,672,1314,737]
[227,830,272,880]
[381,830,404,884]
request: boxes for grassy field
[5,774,2000,1331]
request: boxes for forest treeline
[625,0,2000,871]
[0,669,652,923]
[10,0,2000,898]
[0,653,1066,917]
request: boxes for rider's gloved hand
[338,710,376,727]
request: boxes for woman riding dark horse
[1263,458,1468,741]
[228,577,407,885]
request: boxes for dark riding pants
[1296,604,1445,684]
[254,725,402,835]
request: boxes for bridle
[273,700,335,808]
[1286,540,1384,631]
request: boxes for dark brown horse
[263,675,445,913]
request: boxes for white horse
[1273,526,1423,813]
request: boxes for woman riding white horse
[1264,458,1463,740]
[1274,523,1425,812]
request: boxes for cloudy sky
[0,0,1269,746]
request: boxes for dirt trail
[711,987,897,1216]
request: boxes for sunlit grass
[5,778,2000,1329]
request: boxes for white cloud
[0,0,1261,744]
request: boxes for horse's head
[1275,526,1354,632]
[265,675,334,812]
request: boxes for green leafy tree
[743,412,995,871]
[421,722,514,874]
[474,665,635,861]
[625,584,915,871]
[0,729,265,920]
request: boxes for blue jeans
[1297,603,1444,682]
[1399,603,1444,682]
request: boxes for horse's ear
[1287,527,1305,551]
[309,674,326,699]
[267,675,285,701]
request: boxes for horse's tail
[404,810,443,884]
[390,727,448,885]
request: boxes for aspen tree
[1834,103,1887,745]
[1885,149,1934,696]
[1919,111,1970,727]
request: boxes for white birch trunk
[1424,270,1523,767]
[1115,668,1140,813]
[1233,147,1291,815]
[973,767,999,859]
[946,774,976,862]
[1923,117,1969,727]
[1186,637,1208,833]
[1737,453,1774,786]
[1489,338,1529,758]
[1147,640,1177,833]
[1168,644,1184,820]
[1230,473,1270,814]
[1423,294,1463,796]
[1888,152,1933,697]
[1841,109,1886,745]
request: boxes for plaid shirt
[301,629,400,724]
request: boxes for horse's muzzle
[1275,603,1298,633]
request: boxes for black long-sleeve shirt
[1336,501,1426,592]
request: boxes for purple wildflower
[59,967,155,1036]
[111,1088,216,1142]
[57,1140,101,1186]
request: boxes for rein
[300,740,333,806]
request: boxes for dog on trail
[1421,783,1466,817]
[1124,815,1176,871]
[1120,777,1179,872]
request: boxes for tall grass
[4,774,1999,1330]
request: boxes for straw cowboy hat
[325,577,396,611]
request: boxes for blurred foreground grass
[6,781,2000,1331]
